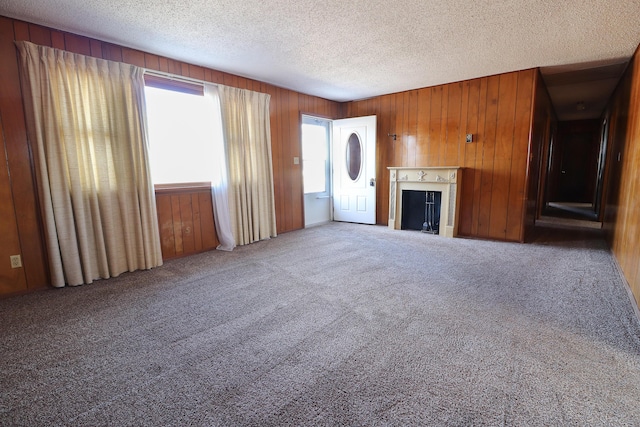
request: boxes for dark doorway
[544,119,602,221]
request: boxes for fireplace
[401,190,442,233]
[387,167,462,237]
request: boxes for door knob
[370,178,375,187]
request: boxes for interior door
[332,115,376,224]
[554,120,600,203]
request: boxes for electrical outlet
[10,255,22,269]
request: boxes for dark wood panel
[1,17,49,291]
[477,75,500,238]
[102,43,123,62]
[50,30,64,49]
[488,72,518,239]
[393,92,404,168]
[378,94,392,223]
[179,194,195,253]
[459,79,481,236]
[415,88,431,167]
[407,90,418,167]
[170,195,183,255]
[199,192,217,249]
[281,88,294,232]
[429,86,443,166]
[288,90,303,230]
[64,33,91,56]
[604,43,640,309]
[122,47,145,67]
[192,193,203,251]
[12,20,28,40]
[400,91,410,165]
[167,58,182,76]
[28,24,51,46]
[144,53,160,70]
[271,86,285,232]
[506,69,535,242]
[89,39,102,58]
[444,82,462,167]
[471,78,489,237]
[0,111,28,294]
[458,81,470,166]
[156,194,176,258]
[438,85,450,166]
[157,56,169,73]
[189,64,205,81]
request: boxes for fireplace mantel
[387,166,462,237]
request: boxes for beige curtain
[217,84,277,245]
[17,41,163,287]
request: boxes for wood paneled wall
[0,113,28,294]
[0,16,340,295]
[603,45,640,309]
[155,186,219,259]
[343,70,536,242]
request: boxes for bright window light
[144,86,217,184]
[302,123,328,194]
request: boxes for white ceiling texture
[2,0,640,119]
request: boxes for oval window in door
[345,132,362,181]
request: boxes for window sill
[154,182,211,195]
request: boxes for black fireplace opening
[401,190,442,234]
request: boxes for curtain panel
[217,85,277,246]
[17,41,163,287]
[204,84,236,251]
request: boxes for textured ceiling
[2,0,640,104]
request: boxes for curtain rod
[143,68,217,88]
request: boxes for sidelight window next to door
[302,115,332,227]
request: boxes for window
[144,80,219,185]
[302,118,330,194]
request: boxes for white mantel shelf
[387,166,462,237]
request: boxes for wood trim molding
[154,182,211,195]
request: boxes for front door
[332,115,376,224]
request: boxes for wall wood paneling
[0,17,49,294]
[603,44,640,309]
[155,185,219,259]
[343,70,537,242]
[0,16,340,295]
[0,112,28,294]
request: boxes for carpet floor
[1,222,640,426]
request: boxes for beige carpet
[1,222,639,426]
